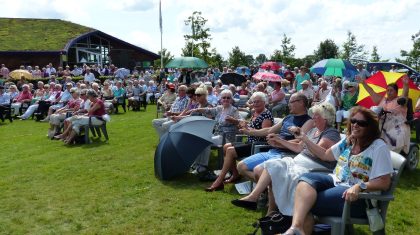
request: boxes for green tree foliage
[255,54,268,64]
[270,34,296,65]
[182,11,212,61]
[370,46,381,62]
[207,48,225,68]
[245,55,255,66]
[340,31,368,60]
[313,39,339,60]
[397,30,420,71]
[154,48,174,68]
[228,46,247,67]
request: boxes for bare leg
[64,130,77,144]
[207,144,237,189]
[237,161,255,181]
[253,165,264,182]
[266,186,278,215]
[285,181,317,235]
[239,169,272,202]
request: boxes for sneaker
[40,117,49,122]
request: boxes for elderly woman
[205,92,274,192]
[283,106,393,235]
[361,75,410,153]
[55,89,106,144]
[11,84,33,116]
[231,103,340,214]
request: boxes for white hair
[250,91,267,103]
[220,89,233,97]
[308,102,336,126]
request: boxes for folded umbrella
[154,116,216,180]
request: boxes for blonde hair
[308,102,336,126]
[195,84,208,96]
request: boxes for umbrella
[154,116,216,180]
[236,66,250,75]
[114,68,130,79]
[165,56,208,69]
[357,71,420,110]
[260,61,281,71]
[220,73,246,86]
[310,58,357,78]
[252,72,282,82]
[9,69,33,80]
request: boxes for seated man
[156,83,177,112]
[298,80,314,104]
[237,93,313,181]
[111,81,125,112]
[313,80,331,105]
[127,80,143,111]
[10,84,33,116]
[0,85,11,121]
[152,85,189,138]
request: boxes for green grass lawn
[0,105,418,234]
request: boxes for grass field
[0,105,418,234]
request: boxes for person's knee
[253,165,264,179]
[237,161,249,175]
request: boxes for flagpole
[159,0,163,69]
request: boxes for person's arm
[361,80,383,105]
[343,174,391,202]
[87,102,100,116]
[296,131,336,162]
[240,118,282,137]
[401,74,409,98]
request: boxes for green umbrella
[310,58,357,77]
[165,57,208,69]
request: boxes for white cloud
[0,0,419,61]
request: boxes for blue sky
[1,0,419,61]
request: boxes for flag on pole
[159,0,162,33]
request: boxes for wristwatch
[358,182,367,192]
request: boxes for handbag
[365,200,384,232]
[250,212,292,235]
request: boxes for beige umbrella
[9,69,33,80]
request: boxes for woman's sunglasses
[350,118,368,127]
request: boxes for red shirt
[90,99,106,116]
[15,91,33,102]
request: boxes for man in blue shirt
[0,86,11,121]
[237,93,313,180]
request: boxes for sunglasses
[350,118,368,127]
[221,96,231,100]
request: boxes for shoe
[231,199,257,210]
[224,175,241,184]
[40,118,49,122]
[205,183,224,192]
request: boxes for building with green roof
[0,18,159,70]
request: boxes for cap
[167,83,175,89]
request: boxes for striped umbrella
[310,58,357,78]
[357,71,420,111]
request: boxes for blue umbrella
[114,68,130,79]
[236,66,250,75]
[310,58,357,78]
[154,116,216,180]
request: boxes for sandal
[283,227,302,235]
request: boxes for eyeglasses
[221,96,231,100]
[289,99,301,104]
[350,118,368,127]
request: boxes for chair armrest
[358,192,394,201]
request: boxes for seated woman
[335,81,358,131]
[283,106,393,235]
[10,84,33,116]
[231,103,340,213]
[55,89,106,144]
[48,88,82,137]
[361,75,410,153]
[205,91,274,192]
[18,83,49,120]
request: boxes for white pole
[159,0,163,68]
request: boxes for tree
[270,49,282,62]
[244,55,255,66]
[255,54,268,64]
[340,31,368,60]
[182,11,212,61]
[398,30,420,71]
[280,33,296,59]
[370,46,381,62]
[154,48,174,68]
[207,48,225,68]
[228,46,247,67]
[313,39,339,60]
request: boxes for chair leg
[84,126,90,144]
[217,147,224,169]
[94,126,102,138]
[101,124,109,140]
[89,126,97,137]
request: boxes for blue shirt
[0,92,11,105]
[170,96,189,113]
[279,114,311,140]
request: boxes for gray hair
[250,91,267,103]
[308,102,336,126]
[220,89,233,98]
[86,89,98,98]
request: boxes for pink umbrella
[260,61,281,71]
[252,72,282,82]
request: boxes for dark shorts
[299,172,367,218]
[232,142,253,159]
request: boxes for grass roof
[0,18,94,51]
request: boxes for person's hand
[238,120,248,129]
[266,133,280,147]
[342,184,361,202]
[239,126,250,135]
[288,126,302,137]
[225,115,237,124]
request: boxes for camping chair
[211,132,246,169]
[316,151,407,235]
[83,116,109,144]
[0,99,13,123]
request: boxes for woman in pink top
[11,84,33,116]
[362,75,410,153]
[55,89,106,144]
